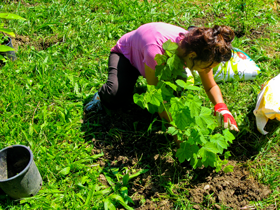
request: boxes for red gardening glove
[214,103,239,132]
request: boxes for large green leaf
[176,142,199,163]
[162,81,177,91]
[146,85,163,106]
[133,94,145,109]
[186,94,202,118]
[169,97,184,115]
[162,39,178,54]
[154,53,167,65]
[188,128,207,145]
[203,142,222,154]
[195,107,215,130]
[198,147,218,167]
[0,45,15,52]
[209,133,228,154]
[155,65,171,80]
[167,126,178,136]
[176,79,201,91]
[169,55,185,77]
[174,107,192,130]
[0,28,15,37]
[222,129,235,143]
[0,13,26,20]
[167,54,181,72]
[170,97,194,130]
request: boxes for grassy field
[0,0,279,209]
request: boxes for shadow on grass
[229,104,280,161]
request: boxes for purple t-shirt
[111,22,188,77]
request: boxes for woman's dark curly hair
[179,25,235,63]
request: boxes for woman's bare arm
[198,69,224,105]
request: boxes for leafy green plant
[134,40,235,172]
[87,166,149,210]
[0,13,25,61]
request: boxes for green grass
[0,0,279,209]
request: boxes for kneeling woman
[85,22,239,132]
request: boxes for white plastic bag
[253,74,280,135]
[213,48,260,82]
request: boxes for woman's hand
[214,103,239,131]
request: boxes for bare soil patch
[83,101,273,209]
[11,34,63,51]
[188,161,271,209]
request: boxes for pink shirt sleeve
[143,44,163,70]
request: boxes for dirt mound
[188,162,271,209]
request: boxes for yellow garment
[253,74,280,135]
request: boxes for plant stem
[161,101,172,123]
